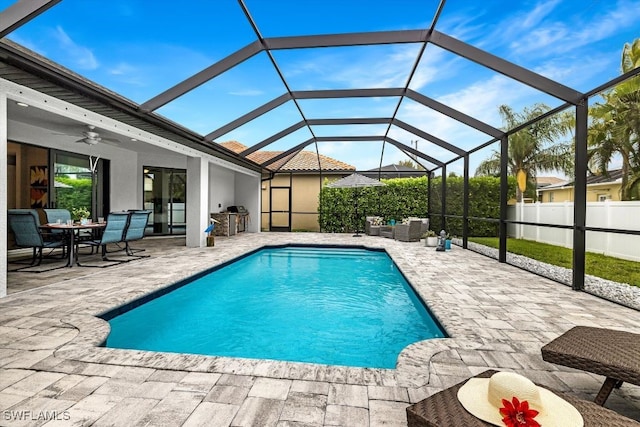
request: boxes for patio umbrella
[327,173,385,236]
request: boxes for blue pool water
[104,246,446,368]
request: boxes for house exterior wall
[209,166,235,214]
[539,183,623,203]
[291,174,322,231]
[261,173,346,232]
[539,187,574,202]
[587,183,622,201]
[235,172,260,233]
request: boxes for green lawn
[469,237,640,287]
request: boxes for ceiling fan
[75,125,120,145]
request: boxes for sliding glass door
[143,167,186,235]
[51,151,109,219]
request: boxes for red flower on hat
[499,397,540,427]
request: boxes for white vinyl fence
[507,201,640,262]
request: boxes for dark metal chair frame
[7,210,67,272]
[123,209,152,257]
[77,211,131,267]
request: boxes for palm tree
[397,159,425,170]
[475,103,574,201]
[588,38,640,200]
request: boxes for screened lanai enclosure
[1,0,639,300]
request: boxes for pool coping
[51,241,472,388]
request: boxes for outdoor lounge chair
[7,209,66,271]
[365,216,383,236]
[541,326,640,406]
[394,219,422,242]
[406,369,640,426]
[419,218,429,234]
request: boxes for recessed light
[131,138,138,142]
[16,102,29,107]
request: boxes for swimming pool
[102,245,446,368]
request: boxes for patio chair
[406,369,640,426]
[43,208,73,245]
[78,211,130,266]
[365,216,383,236]
[123,209,152,257]
[394,219,422,242]
[7,210,66,271]
[43,208,71,225]
[419,218,429,235]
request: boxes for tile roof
[538,169,623,190]
[363,164,427,179]
[587,169,623,185]
[219,141,355,172]
[536,176,565,187]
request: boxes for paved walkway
[2,233,640,426]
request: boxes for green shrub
[429,175,517,237]
[319,175,516,236]
[54,176,92,213]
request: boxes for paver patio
[2,233,640,426]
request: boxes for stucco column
[186,156,209,247]
[1,93,7,298]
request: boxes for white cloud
[52,26,98,70]
[281,44,425,90]
[519,0,562,29]
[509,0,640,57]
[532,52,617,89]
[109,62,136,76]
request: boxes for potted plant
[422,230,438,247]
[71,207,91,224]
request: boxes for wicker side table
[380,225,394,239]
[406,370,640,427]
[542,326,640,405]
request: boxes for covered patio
[2,233,640,425]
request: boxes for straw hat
[457,371,583,427]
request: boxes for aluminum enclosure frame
[4,0,637,296]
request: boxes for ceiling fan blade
[76,137,100,145]
[101,137,121,144]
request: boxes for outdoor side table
[380,225,395,239]
[542,326,640,405]
[406,370,640,427]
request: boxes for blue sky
[2,0,639,174]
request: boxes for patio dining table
[40,222,106,267]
